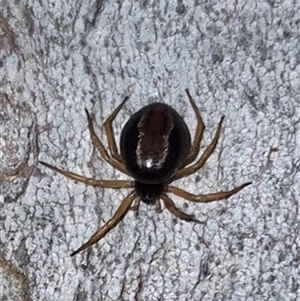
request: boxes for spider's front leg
[71,191,137,256]
[161,194,203,223]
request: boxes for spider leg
[182,89,205,167]
[85,109,128,174]
[39,161,132,188]
[71,191,137,256]
[104,96,130,163]
[161,194,202,224]
[171,116,224,181]
[167,182,251,203]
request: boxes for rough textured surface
[1,0,299,300]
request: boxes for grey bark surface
[0,0,299,300]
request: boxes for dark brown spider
[39,90,251,256]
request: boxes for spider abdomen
[120,103,191,184]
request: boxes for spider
[39,90,251,256]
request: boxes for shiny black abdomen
[120,103,191,184]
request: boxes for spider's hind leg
[172,116,224,181]
[182,89,205,167]
[85,109,128,174]
[104,96,130,163]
